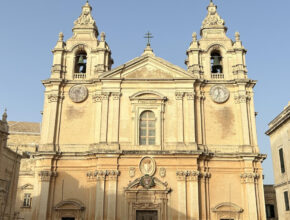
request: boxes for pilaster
[40,80,64,152]
[187,171,200,220]
[175,92,185,145]
[95,170,106,220]
[240,172,260,219]
[186,92,196,146]
[110,92,121,144]
[176,171,187,220]
[100,92,110,143]
[234,85,250,146]
[92,93,102,144]
[106,170,120,220]
[37,170,57,220]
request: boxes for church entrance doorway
[136,210,158,220]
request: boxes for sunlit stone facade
[14,1,266,220]
[266,102,290,220]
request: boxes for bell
[78,55,85,64]
[212,56,221,66]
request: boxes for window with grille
[23,193,31,207]
[139,111,155,145]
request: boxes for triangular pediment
[100,55,194,80]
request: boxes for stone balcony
[211,73,224,79]
[73,73,86,79]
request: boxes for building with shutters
[266,102,290,220]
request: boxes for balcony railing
[73,73,86,79]
[211,73,224,79]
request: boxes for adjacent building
[266,102,290,220]
[0,111,22,220]
[13,1,267,219]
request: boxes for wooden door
[136,210,158,220]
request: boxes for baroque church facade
[14,1,266,220]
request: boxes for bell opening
[75,52,87,73]
[210,51,223,73]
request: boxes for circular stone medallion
[210,85,230,103]
[139,157,156,176]
[69,85,88,103]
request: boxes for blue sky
[0,0,289,184]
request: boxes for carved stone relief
[129,167,136,178]
[159,168,166,178]
[240,172,259,184]
[139,157,156,176]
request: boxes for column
[95,170,106,220]
[187,171,200,220]
[175,92,184,145]
[106,170,120,220]
[37,171,57,220]
[100,92,110,143]
[186,92,196,145]
[240,172,259,219]
[176,171,187,220]
[111,93,121,144]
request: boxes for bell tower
[186,1,248,80]
[186,0,258,153]
[40,1,113,151]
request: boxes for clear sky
[0,0,289,184]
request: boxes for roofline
[265,105,290,135]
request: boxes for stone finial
[201,1,226,30]
[2,109,7,122]
[58,32,64,42]
[73,1,98,34]
[192,32,197,42]
[100,32,106,42]
[235,32,240,42]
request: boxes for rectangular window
[266,204,275,218]
[279,148,285,173]
[284,191,290,211]
[23,193,31,207]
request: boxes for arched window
[210,51,223,73]
[75,51,87,73]
[139,111,155,145]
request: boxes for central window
[139,111,156,145]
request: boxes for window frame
[139,111,156,145]
[284,191,290,211]
[129,91,167,147]
[23,193,32,208]
[279,147,285,174]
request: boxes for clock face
[69,85,88,103]
[210,85,230,103]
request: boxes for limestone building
[14,1,267,220]
[0,111,22,220]
[266,102,290,220]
